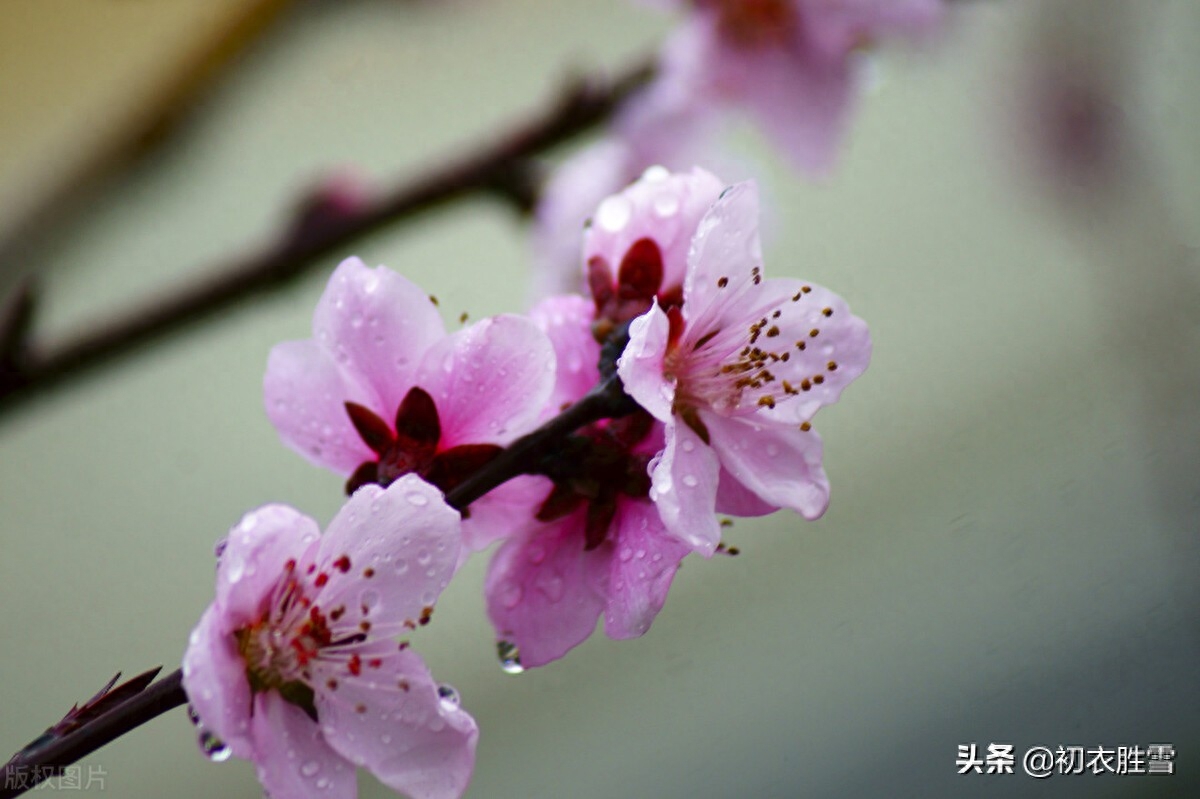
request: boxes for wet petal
[250,692,355,799]
[704,412,830,519]
[316,643,477,799]
[181,605,255,759]
[602,501,691,639]
[618,301,675,422]
[312,257,446,418]
[648,419,722,555]
[264,339,376,475]
[315,476,461,635]
[484,513,609,668]
[416,315,555,446]
[529,294,601,413]
[216,504,320,626]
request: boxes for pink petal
[250,692,355,799]
[216,504,320,627]
[529,294,601,413]
[735,46,855,176]
[648,419,722,555]
[316,643,478,799]
[484,513,609,668]
[584,167,724,293]
[315,476,461,636]
[617,302,675,422]
[181,605,255,759]
[312,257,446,420]
[681,180,764,329]
[703,412,830,519]
[602,500,691,639]
[460,475,554,555]
[264,339,376,475]
[715,466,778,517]
[415,314,554,447]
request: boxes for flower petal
[316,643,478,799]
[602,500,691,639]
[416,315,555,446]
[529,294,601,413]
[703,412,830,519]
[617,302,675,422]
[714,465,777,517]
[181,605,255,759]
[648,419,722,555]
[216,504,320,627]
[264,339,376,475]
[484,513,609,668]
[315,476,461,635]
[250,692,355,799]
[584,167,724,294]
[460,475,554,555]
[682,180,764,329]
[312,257,446,419]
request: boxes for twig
[0,60,653,417]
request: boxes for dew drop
[596,195,632,232]
[351,314,364,329]
[642,165,669,183]
[394,559,408,575]
[500,581,522,609]
[225,554,245,583]
[653,193,680,218]
[497,640,524,674]
[316,777,330,789]
[416,548,432,566]
[381,734,392,745]
[186,704,201,726]
[619,547,633,562]
[406,491,429,507]
[301,761,320,778]
[766,443,780,458]
[360,589,381,612]
[437,683,461,709]
[681,439,695,453]
[199,731,231,762]
[682,474,699,488]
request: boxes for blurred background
[1,0,1197,797]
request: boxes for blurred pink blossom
[182,476,477,799]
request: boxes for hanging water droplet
[437,683,460,709]
[199,730,231,762]
[301,761,320,778]
[497,640,524,674]
[186,704,201,726]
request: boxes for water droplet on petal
[682,474,699,488]
[653,193,679,218]
[186,705,201,726]
[437,683,460,709]
[642,165,669,183]
[619,547,633,562]
[416,548,432,566]
[500,581,522,609]
[766,443,780,457]
[351,314,363,329]
[406,491,429,507]
[360,589,381,612]
[301,761,320,777]
[225,554,245,583]
[497,640,524,674]
[596,195,632,232]
[316,777,330,789]
[681,439,695,453]
[199,731,231,762]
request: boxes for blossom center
[699,0,797,49]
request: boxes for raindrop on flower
[497,640,524,674]
[199,730,231,762]
[186,704,201,726]
[406,491,429,507]
[437,683,461,709]
[682,474,699,488]
[301,761,320,778]
[596,195,632,232]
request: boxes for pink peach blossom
[618,178,871,553]
[483,294,693,668]
[650,0,943,173]
[264,257,555,551]
[182,475,477,799]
